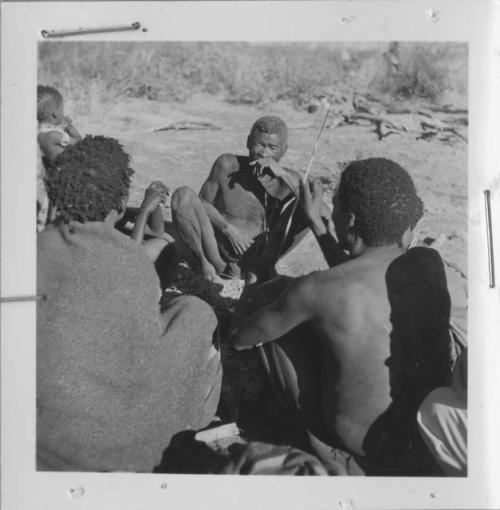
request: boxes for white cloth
[417,349,467,476]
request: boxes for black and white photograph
[35,40,468,477]
[4,1,500,508]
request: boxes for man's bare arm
[199,155,233,232]
[232,275,317,350]
[300,179,348,267]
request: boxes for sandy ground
[75,95,468,453]
[79,95,467,272]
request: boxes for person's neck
[349,240,405,260]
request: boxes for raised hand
[140,181,170,214]
[250,158,299,196]
[62,116,82,141]
[300,178,327,235]
[223,223,254,255]
[250,157,287,178]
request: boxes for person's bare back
[233,158,454,475]
[311,247,401,455]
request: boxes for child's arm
[131,182,169,244]
[63,116,82,144]
[38,131,66,163]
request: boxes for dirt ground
[76,95,468,453]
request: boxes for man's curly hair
[37,85,63,123]
[338,158,423,246]
[250,115,288,145]
[45,135,134,223]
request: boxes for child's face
[50,101,65,125]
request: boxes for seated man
[171,115,328,283]
[37,136,222,472]
[231,158,454,475]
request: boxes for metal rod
[484,190,495,288]
[41,22,141,39]
[0,295,45,303]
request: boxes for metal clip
[41,22,141,39]
[0,295,46,303]
[484,190,495,288]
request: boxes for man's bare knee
[171,186,198,214]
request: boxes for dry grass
[39,42,468,117]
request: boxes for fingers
[250,158,282,177]
[311,178,322,199]
[146,182,170,207]
[300,177,313,203]
[147,181,170,195]
[228,231,253,255]
[234,238,253,255]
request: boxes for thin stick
[277,104,336,256]
[303,102,333,182]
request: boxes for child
[37,85,82,230]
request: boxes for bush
[38,42,467,113]
[369,43,467,104]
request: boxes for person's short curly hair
[37,85,63,123]
[249,116,288,145]
[338,158,423,246]
[45,135,134,223]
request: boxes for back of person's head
[46,135,134,223]
[338,158,423,246]
[249,116,288,146]
[37,85,64,124]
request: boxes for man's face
[247,131,287,163]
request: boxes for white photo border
[2,1,500,509]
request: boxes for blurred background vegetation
[38,41,468,117]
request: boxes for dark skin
[131,181,171,262]
[232,186,415,456]
[37,101,167,238]
[172,129,331,281]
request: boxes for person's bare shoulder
[309,261,369,314]
[211,153,241,180]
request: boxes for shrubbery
[38,42,467,115]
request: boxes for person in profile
[231,158,453,475]
[37,136,222,472]
[37,85,82,230]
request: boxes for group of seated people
[36,85,467,476]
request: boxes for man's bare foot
[245,272,258,284]
[201,261,218,281]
